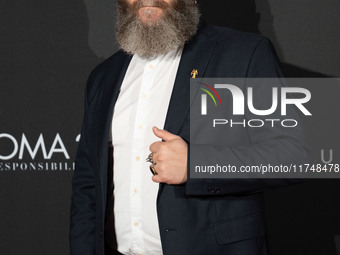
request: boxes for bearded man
[70,1,306,255]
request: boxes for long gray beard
[116,0,200,59]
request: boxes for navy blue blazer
[70,24,307,255]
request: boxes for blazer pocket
[213,214,265,245]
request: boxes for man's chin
[138,8,165,24]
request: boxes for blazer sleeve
[185,38,308,196]
[69,72,96,255]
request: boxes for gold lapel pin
[191,69,198,79]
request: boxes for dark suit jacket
[70,24,307,255]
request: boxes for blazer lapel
[97,52,132,152]
[164,25,217,135]
[96,52,132,207]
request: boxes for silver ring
[146,152,155,164]
[147,153,158,175]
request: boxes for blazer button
[208,186,221,194]
[208,186,215,193]
[100,231,103,238]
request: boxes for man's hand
[149,126,188,184]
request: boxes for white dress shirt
[111,47,183,255]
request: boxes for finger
[149,141,163,153]
[152,175,164,183]
[152,126,178,142]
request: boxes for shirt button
[134,188,138,194]
[134,221,139,227]
[149,64,154,69]
[143,93,147,99]
[136,156,140,161]
[138,125,143,129]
